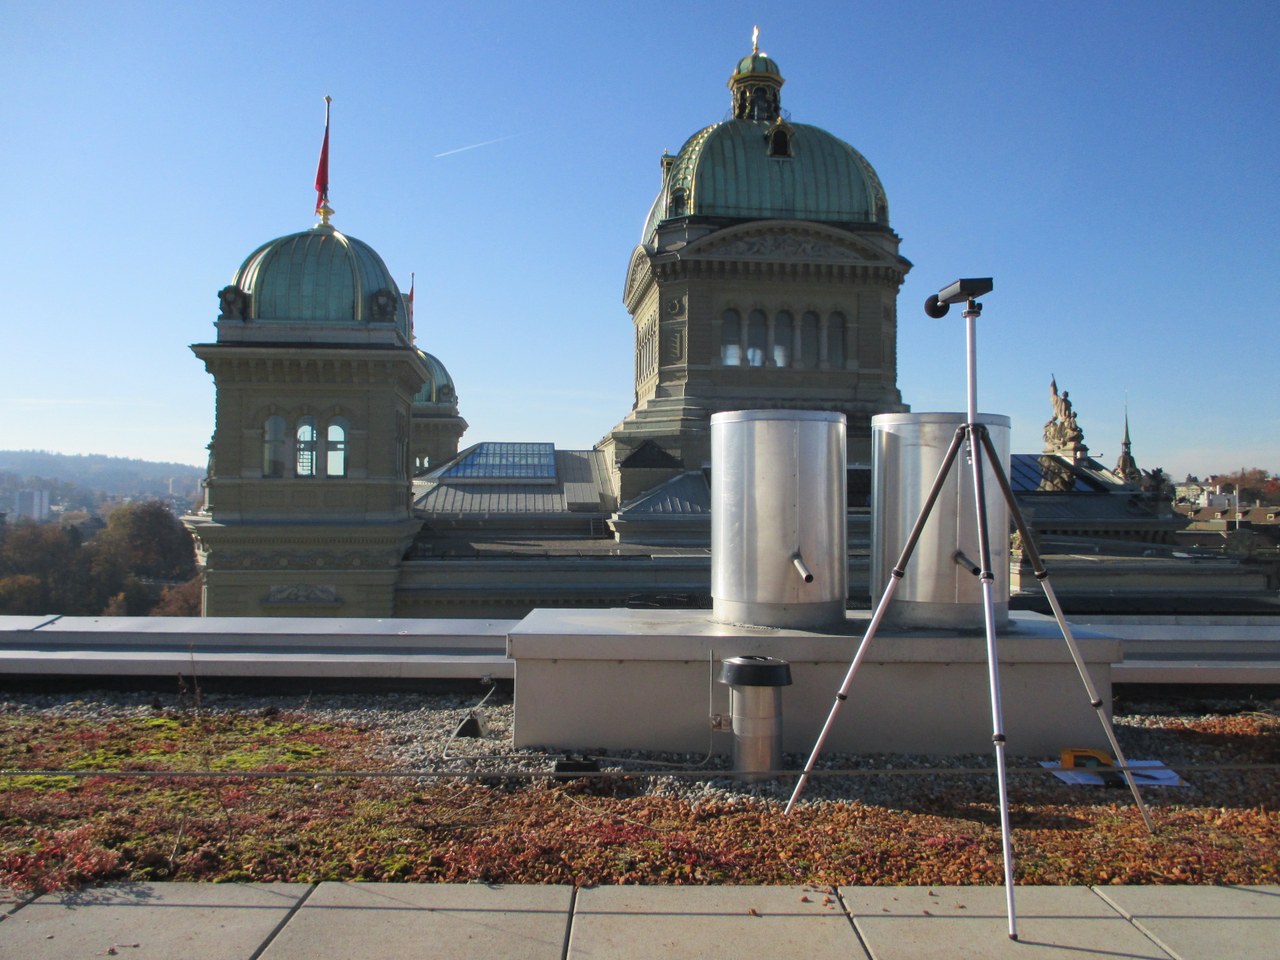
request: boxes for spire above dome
[729,27,784,122]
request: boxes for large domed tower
[602,38,910,500]
[185,218,430,617]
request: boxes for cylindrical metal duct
[871,412,1011,629]
[711,410,847,630]
[718,656,792,781]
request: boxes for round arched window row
[717,307,852,370]
[260,415,351,479]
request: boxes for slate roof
[413,446,612,515]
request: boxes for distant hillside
[0,450,204,502]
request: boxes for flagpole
[408,272,416,340]
[315,96,333,224]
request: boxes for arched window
[746,310,767,367]
[720,309,742,366]
[669,187,687,217]
[768,127,792,158]
[800,312,820,368]
[262,416,286,478]
[326,418,348,478]
[826,312,847,368]
[295,417,317,478]
[773,312,793,368]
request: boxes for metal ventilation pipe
[870,412,1011,629]
[718,656,792,781]
[711,410,847,629]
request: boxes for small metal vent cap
[718,655,792,687]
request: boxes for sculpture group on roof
[1043,376,1086,456]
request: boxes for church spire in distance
[1114,400,1143,485]
[314,96,334,226]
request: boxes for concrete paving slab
[841,886,1175,960]
[569,884,864,959]
[0,882,309,959]
[1,892,36,919]
[258,882,573,960]
[1093,884,1280,960]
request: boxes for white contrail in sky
[433,134,519,158]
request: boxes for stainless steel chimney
[871,412,1010,629]
[711,410,847,629]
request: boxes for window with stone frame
[773,311,793,367]
[326,418,349,478]
[262,415,287,478]
[746,310,768,367]
[720,309,742,366]
[295,416,318,478]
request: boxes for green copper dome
[642,121,890,241]
[224,224,410,340]
[732,51,782,80]
[641,46,889,242]
[413,348,458,406]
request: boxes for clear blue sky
[2,1,1276,481]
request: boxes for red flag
[408,273,416,336]
[314,97,331,215]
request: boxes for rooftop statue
[1043,376,1087,457]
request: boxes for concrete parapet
[508,609,1121,756]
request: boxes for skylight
[436,442,557,480]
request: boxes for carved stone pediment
[687,225,881,264]
[623,245,654,308]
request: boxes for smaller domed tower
[410,348,467,473]
[186,221,429,617]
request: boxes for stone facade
[604,220,909,483]
[187,345,426,617]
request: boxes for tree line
[0,501,200,617]
[1198,468,1280,505]
[0,450,204,501]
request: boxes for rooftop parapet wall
[508,609,1122,756]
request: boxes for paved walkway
[3,882,1277,959]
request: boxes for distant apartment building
[15,489,51,522]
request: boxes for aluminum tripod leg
[966,425,1019,939]
[783,426,969,816]
[976,427,1157,834]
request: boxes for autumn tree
[0,522,103,614]
[103,577,159,617]
[93,501,196,582]
[149,576,203,616]
[0,501,196,616]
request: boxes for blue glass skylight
[437,442,557,480]
[1009,454,1108,493]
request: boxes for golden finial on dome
[752,25,760,54]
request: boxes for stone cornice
[191,345,425,394]
[184,518,421,545]
[652,257,906,287]
[643,221,909,287]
